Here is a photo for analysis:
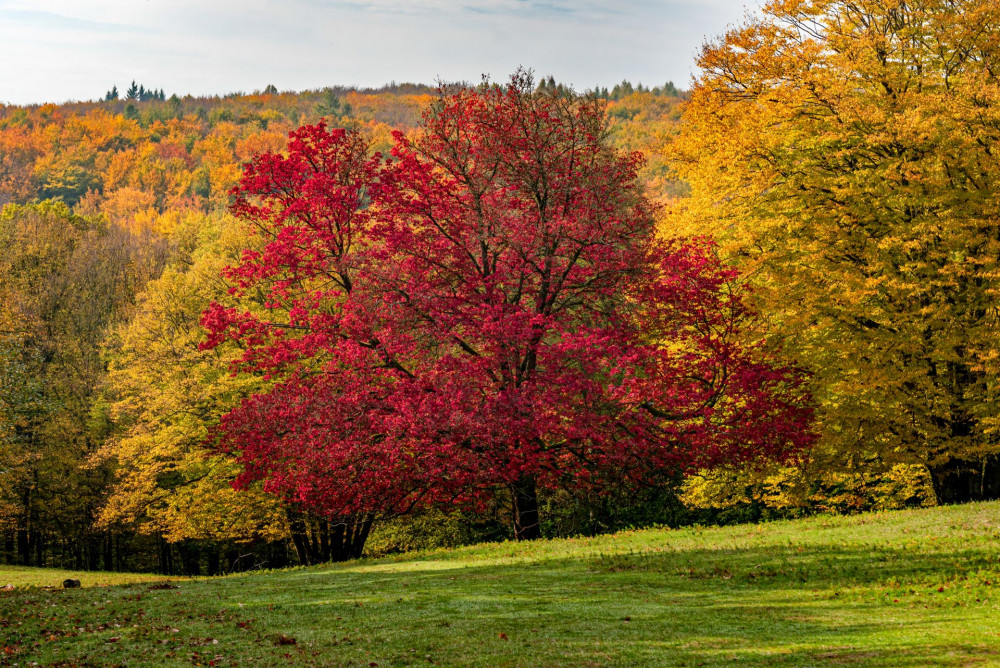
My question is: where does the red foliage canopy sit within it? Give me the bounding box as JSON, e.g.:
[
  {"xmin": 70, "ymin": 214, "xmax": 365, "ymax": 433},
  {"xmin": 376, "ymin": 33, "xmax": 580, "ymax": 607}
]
[{"xmin": 202, "ymin": 75, "xmax": 813, "ymax": 538}]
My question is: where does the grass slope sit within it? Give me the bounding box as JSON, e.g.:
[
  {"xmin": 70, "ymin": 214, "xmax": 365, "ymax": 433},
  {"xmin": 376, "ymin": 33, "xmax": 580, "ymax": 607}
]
[
  {"xmin": 2, "ymin": 502, "xmax": 1000, "ymax": 666},
  {"xmin": 0, "ymin": 567, "xmax": 179, "ymax": 590}
]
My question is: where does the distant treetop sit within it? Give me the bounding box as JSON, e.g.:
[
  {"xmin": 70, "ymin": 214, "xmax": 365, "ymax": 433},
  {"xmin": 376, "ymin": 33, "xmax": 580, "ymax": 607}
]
[{"xmin": 109, "ymin": 81, "xmax": 166, "ymax": 103}]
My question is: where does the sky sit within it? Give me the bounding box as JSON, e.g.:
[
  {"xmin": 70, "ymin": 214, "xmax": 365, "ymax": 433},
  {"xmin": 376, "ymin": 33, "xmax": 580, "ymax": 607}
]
[{"xmin": 0, "ymin": 0, "xmax": 762, "ymax": 106}]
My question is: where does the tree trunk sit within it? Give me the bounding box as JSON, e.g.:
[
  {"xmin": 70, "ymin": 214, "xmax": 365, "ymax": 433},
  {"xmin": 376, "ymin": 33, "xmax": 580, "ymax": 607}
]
[
  {"xmin": 16, "ymin": 528, "xmax": 29, "ymax": 566},
  {"xmin": 330, "ymin": 523, "xmax": 346, "ymax": 560},
  {"xmin": 288, "ymin": 513, "xmax": 313, "ymax": 566},
  {"xmin": 34, "ymin": 530, "xmax": 44, "ymax": 567},
  {"xmin": 319, "ymin": 520, "xmax": 331, "ymax": 562},
  {"xmin": 207, "ymin": 548, "xmax": 220, "ymax": 576},
  {"xmin": 3, "ymin": 531, "xmax": 14, "ymax": 564},
  {"xmin": 348, "ymin": 514, "xmax": 374, "ymax": 559},
  {"xmin": 103, "ymin": 533, "xmax": 113, "ymax": 571},
  {"xmin": 511, "ymin": 475, "xmax": 541, "ymax": 541}
]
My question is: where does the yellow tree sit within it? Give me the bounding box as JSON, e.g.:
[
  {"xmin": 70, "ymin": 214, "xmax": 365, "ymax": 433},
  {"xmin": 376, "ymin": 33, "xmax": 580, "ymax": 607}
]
[
  {"xmin": 670, "ymin": 0, "xmax": 1000, "ymax": 504},
  {"xmin": 98, "ymin": 211, "xmax": 287, "ymax": 545}
]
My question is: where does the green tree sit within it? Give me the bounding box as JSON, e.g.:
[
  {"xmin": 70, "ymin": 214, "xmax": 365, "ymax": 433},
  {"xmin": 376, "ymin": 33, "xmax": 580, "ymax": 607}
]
[{"xmin": 315, "ymin": 89, "xmax": 351, "ymax": 119}]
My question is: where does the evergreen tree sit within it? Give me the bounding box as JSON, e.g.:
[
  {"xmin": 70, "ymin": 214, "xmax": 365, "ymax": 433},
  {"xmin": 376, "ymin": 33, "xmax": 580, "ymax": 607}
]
[{"xmin": 315, "ymin": 89, "xmax": 348, "ymax": 119}]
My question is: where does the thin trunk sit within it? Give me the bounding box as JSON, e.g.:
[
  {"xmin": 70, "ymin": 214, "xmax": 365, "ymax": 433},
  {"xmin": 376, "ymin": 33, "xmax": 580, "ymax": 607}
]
[
  {"xmin": 103, "ymin": 533, "xmax": 113, "ymax": 571},
  {"xmin": 16, "ymin": 528, "xmax": 29, "ymax": 566},
  {"xmin": 319, "ymin": 520, "xmax": 331, "ymax": 562}
]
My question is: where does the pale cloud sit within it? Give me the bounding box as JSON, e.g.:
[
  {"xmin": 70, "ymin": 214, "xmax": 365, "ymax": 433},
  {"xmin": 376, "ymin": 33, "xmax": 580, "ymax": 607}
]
[{"xmin": 0, "ymin": 0, "xmax": 762, "ymax": 105}]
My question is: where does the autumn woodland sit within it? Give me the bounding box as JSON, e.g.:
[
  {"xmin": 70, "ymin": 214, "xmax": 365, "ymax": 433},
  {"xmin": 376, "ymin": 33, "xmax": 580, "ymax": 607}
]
[{"xmin": 1, "ymin": 0, "xmax": 999, "ymax": 585}]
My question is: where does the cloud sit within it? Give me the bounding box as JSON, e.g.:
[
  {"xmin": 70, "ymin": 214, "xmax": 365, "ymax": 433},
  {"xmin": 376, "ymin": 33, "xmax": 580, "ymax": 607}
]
[
  {"xmin": 0, "ymin": 0, "xmax": 763, "ymax": 105},
  {"xmin": 0, "ymin": 8, "xmax": 145, "ymax": 33}
]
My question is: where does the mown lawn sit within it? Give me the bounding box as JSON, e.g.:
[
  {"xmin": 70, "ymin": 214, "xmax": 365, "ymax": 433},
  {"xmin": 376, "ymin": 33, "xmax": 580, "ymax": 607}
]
[
  {"xmin": 0, "ymin": 566, "xmax": 179, "ymax": 590},
  {"xmin": 2, "ymin": 502, "xmax": 999, "ymax": 666}
]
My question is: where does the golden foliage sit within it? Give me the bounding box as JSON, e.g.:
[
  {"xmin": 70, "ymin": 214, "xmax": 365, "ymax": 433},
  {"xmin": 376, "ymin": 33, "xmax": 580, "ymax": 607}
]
[
  {"xmin": 97, "ymin": 212, "xmax": 287, "ymax": 542},
  {"xmin": 669, "ymin": 0, "xmax": 1000, "ymax": 504}
]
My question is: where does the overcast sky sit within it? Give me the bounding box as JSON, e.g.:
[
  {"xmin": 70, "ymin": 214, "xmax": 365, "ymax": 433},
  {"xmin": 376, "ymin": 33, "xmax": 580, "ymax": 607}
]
[{"xmin": 0, "ymin": 0, "xmax": 761, "ymax": 106}]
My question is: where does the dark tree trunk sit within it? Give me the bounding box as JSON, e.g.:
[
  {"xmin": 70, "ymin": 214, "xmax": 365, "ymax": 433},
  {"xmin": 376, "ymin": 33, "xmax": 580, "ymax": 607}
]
[
  {"xmin": 288, "ymin": 510, "xmax": 374, "ymax": 564},
  {"xmin": 288, "ymin": 512, "xmax": 313, "ymax": 566},
  {"xmin": 348, "ymin": 514, "xmax": 374, "ymax": 559},
  {"xmin": 207, "ymin": 549, "xmax": 220, "ymax": 576},
  {"xmin": 330, "ymin": 523, "xmax": 346, "ymax": 560},
  {"xmin": 103, "ymin": 533, "xmax": 113, "ymax": 571},
  {"xmin": 87, "ymin": 539, "xmax": 99, "ymax": 571},
  {"xmin": 16, "ymin": 528, "xmax": 29, "ymax": 566},
  {"xmin": 34, "ymin": 531, "xmax": 43, "ymax": 567},
  {"xmin": 511, "ymin": 475, "xmax": 541, "ymax": 541},
  {"xmin": 158, "ymin": 538, "xmax": 170, "ymax": 574},
  {"xmin": 326, "ymin": 514, "xmax": 374, "ymax": 561},
  {"xmin": 319, "ymin": 520, "xmax": 331, "ymax": 562}
]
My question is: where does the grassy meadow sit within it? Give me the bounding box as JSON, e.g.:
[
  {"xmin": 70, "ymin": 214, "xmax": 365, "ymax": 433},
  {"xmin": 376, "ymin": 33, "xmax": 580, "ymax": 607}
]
[{"xmin": 2, "ymin": 502, "xmax": 999, "ymax": 666}]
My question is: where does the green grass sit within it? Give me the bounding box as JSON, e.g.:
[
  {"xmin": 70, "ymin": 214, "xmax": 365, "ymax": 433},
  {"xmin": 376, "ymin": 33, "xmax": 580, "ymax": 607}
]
[
  {"xmin": 0, "ymin": 566, "xmax": 180, "ymax": 590},
  {"xmin": 2, "ymin": 502, "xmax": 1000, "ymax": 666}
]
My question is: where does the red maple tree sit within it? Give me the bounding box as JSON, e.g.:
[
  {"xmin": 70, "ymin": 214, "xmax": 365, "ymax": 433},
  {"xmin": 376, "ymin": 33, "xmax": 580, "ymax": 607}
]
[{"xmin": 202, "ymin": 73, "xmax": 813, "ymax": 547}]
